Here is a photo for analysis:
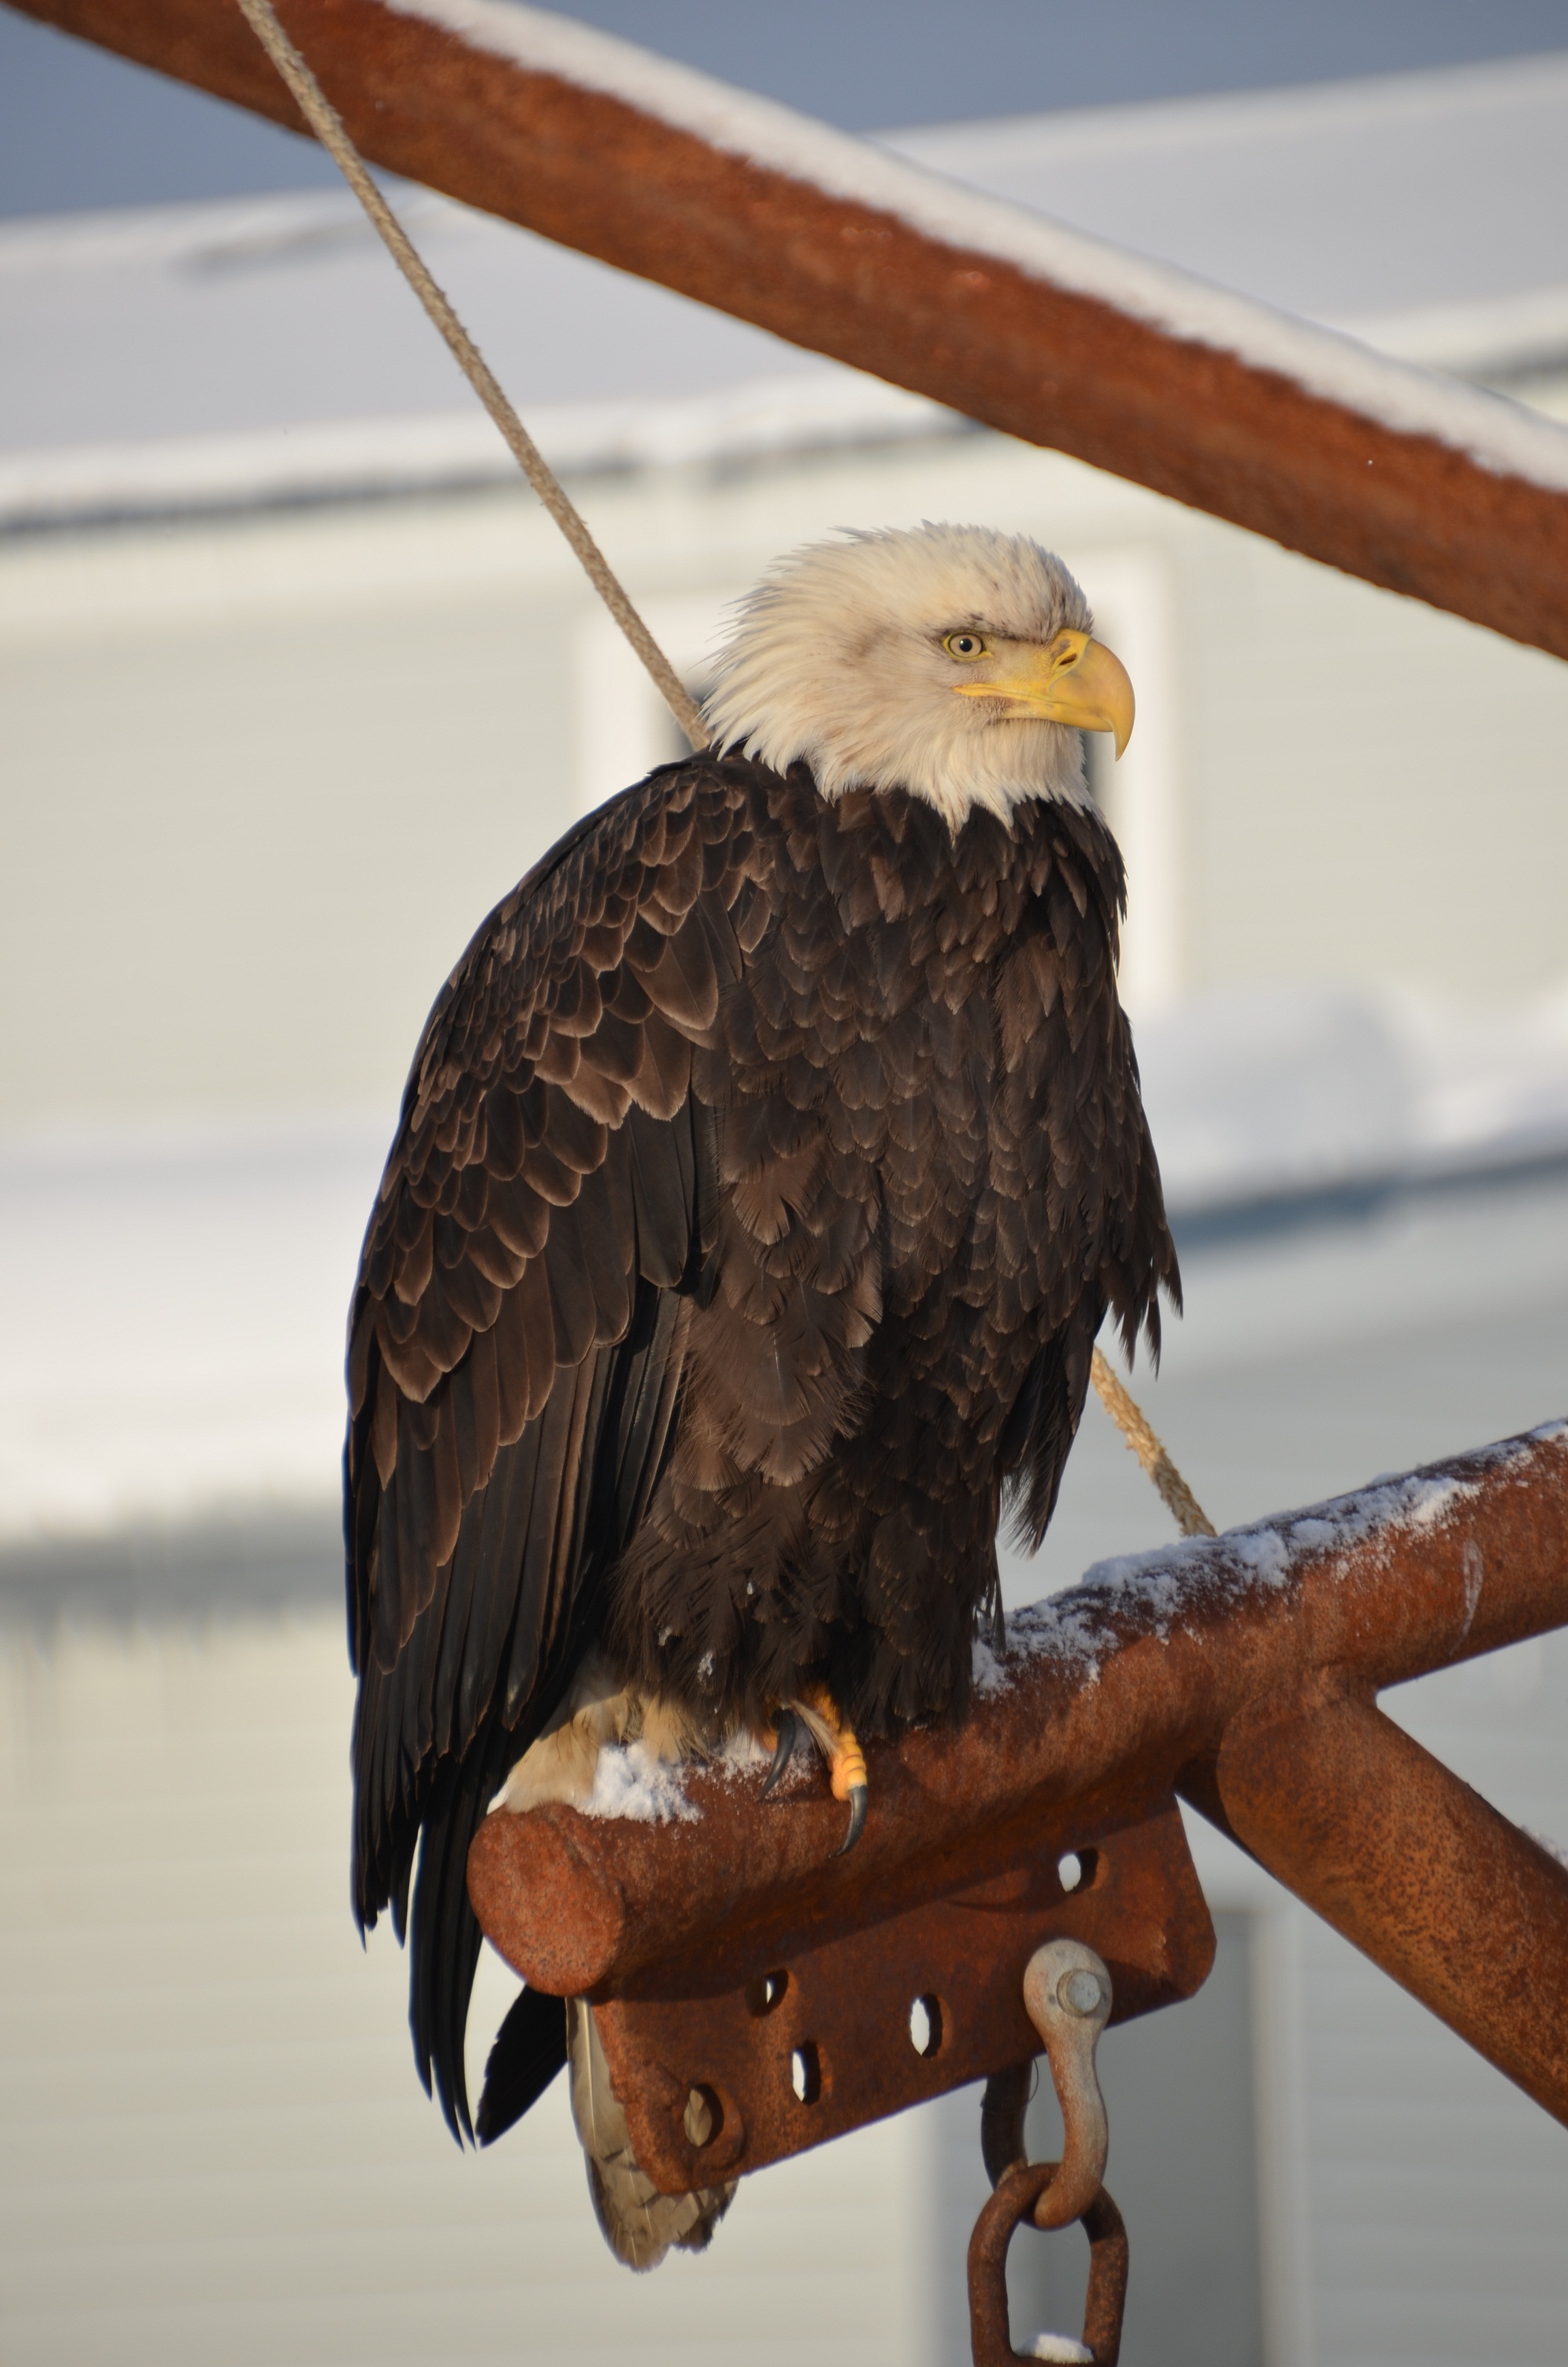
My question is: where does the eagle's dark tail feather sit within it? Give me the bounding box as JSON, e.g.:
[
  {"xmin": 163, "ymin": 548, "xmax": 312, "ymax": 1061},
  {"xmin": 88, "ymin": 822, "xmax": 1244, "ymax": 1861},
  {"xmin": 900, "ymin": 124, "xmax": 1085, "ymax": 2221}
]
[
  {"xmin": 477, "ymin": 1984, "xmax": 569, "ymax": 2144},
  {"xmin": 409, "ymin": 1719, "xmax": 518, "ymax": 2143}
]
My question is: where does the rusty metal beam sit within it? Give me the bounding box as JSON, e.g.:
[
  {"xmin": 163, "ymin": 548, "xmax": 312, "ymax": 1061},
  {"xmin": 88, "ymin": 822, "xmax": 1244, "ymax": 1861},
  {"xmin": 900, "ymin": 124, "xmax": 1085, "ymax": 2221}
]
[
  {"xmin": 14, "ymin": 0, "xmax": 1568, "ymax": 663},
  {"xmin": 470, "ymin": 1423, "xmax": 1568, "ymax": 2165},
  {"xmin": 1216, "ymin": 1685, "xmax": 1568, "ymax": 2127}
]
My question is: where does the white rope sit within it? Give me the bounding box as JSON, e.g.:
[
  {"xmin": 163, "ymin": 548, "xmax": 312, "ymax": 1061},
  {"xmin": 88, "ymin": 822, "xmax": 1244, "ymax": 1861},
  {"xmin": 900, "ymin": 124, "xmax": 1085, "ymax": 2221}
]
[
  {"xmin": 1090, "ymin": 1348, "xmax": 1214, "ymax": 1538},
  {"xmin": 238, "ymin": 0, "xmax": 1212, "ymax": 1545},
  {"xmin": 234, "ymin": 0, "xmax": 707, "ymax": 753}
]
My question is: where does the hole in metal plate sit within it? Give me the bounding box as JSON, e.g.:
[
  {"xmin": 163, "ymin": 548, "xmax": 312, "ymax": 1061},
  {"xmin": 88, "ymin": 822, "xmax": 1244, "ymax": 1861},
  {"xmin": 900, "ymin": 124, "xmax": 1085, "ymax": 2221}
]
[
  {"xmin": 683, "ymin": 2084, "xmax": 723, "ymax": 2147},
  {"xmin": 1058, "ymin": 1848, "xmax": 1099, "ymax": 1893},
  {"xmin": 909, "ymin": 1994, "xmax": 944, "ymax": 2057},
  {"xmin": 746, "ymin": 1969, "xmax": 789, "ymax": 2017}
]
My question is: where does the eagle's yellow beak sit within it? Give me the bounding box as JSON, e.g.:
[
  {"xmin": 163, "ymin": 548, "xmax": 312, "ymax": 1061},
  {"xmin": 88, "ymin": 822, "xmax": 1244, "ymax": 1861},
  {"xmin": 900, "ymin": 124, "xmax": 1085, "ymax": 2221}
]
[{"xmin": 953, "ymin": 630, "xmax": 1134, "ymax": 757}]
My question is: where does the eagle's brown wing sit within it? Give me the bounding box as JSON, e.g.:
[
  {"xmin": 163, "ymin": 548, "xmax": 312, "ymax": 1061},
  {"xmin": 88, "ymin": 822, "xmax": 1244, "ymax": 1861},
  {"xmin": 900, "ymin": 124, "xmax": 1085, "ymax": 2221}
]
[{"xmin": 345, "ymin": 757, "xmax": 753, "ymax": 2137}]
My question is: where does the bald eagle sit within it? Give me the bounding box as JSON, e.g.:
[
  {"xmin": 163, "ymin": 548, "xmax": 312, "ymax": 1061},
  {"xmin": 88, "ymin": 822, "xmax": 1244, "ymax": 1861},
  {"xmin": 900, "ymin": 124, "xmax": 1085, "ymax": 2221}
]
[{"xmin": 346, "ymin": 522, "xmax": 1178, "ymax": 2259}]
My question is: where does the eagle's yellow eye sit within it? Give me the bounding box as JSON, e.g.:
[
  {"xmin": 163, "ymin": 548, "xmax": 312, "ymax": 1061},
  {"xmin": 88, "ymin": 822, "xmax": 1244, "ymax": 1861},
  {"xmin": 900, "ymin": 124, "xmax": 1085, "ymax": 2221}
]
[{"xmin": 942, "ymin": 631, "xmax": 988, "ymax": 660}]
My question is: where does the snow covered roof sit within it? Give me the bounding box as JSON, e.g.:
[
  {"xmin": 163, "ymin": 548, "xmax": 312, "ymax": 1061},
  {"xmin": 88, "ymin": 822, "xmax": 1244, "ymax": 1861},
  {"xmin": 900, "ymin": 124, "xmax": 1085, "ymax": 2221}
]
[
  {"xmin": 895, "ymin": 52, "xmax": 1568, "ymax": 334},
  {"xmin": 2, "ymin": 50, "xmax": 1567, "ymax": 529}
]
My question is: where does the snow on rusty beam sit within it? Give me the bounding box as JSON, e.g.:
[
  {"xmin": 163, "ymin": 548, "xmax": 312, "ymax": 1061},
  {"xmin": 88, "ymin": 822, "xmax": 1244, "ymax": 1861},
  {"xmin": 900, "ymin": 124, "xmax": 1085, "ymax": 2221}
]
[
  {"xmin": 470, "ymin": 1424, "xmax": 1568, "ymax": 2145},
  {"xmin": 16, "ymin": 0, "xmax": 1568, "ymax": 662}
]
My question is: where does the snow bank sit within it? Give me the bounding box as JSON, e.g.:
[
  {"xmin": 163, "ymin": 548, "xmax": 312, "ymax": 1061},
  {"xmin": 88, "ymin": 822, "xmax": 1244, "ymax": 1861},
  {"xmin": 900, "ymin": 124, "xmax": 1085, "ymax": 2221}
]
[{"xmin": 1139, "ymin": 979, "xmax": 1568, "ymax": 1223}]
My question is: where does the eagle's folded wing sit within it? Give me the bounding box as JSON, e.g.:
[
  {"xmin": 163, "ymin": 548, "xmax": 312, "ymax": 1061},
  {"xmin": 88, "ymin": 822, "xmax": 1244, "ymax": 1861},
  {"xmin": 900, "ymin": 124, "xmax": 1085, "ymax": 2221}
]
[{"xmin": 345, "ymin": 761, "xmax": 753, "ymax": 2136}]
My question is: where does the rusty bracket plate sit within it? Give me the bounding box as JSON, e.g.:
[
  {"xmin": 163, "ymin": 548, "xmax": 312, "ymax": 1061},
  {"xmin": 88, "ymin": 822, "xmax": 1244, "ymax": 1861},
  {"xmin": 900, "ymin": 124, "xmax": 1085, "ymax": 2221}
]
[{"xmin": 591, "ymin": 1796, "xmax": 1214, "ymax": 2195}]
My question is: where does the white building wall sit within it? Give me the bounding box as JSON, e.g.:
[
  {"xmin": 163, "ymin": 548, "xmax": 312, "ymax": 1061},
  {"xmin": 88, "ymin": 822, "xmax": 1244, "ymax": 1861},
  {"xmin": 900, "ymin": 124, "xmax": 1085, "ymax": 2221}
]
[
  {"xmin": 0, "ymin": 1605, "xmax": 928, "ymax": 2367},
  {"xmin": 7, "ymin": 412, "xmax": 1568, "ymax": 1135},
  {"xmin": 1174, "ymin": 525, "xmax": 1568, "ymax": 1003}
]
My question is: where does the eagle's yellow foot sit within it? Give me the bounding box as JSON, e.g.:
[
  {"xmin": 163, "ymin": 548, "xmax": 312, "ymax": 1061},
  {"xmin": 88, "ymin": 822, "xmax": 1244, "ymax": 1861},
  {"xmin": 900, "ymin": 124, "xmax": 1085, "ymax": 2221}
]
[{"xmin": 757, "ymin": 1689, "xmax": 869, "ymax": 1854}]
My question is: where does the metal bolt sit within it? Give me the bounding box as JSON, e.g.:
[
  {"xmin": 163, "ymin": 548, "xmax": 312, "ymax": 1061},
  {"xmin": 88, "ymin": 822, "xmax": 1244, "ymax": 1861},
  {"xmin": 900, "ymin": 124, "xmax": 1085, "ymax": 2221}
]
[{"xmin": 1058, "ymin": 1968, "xmax": 1104, "ymax": 2018}]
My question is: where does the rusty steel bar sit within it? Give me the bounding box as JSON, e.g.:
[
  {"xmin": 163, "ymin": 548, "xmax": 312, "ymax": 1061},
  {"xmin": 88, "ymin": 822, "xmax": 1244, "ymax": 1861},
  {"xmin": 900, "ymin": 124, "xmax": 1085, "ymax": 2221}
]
[
  {"xmin": 469, "ymin": 1422, "xmax": 1568, "ymax": 2128},
  {"xmin": 1216, "ymin": 1684, "xmax": 1568, "ymax": 2127},
  {"xmin": 15, "ymin": 0, "xmax": 1568, "ymax": 661}
]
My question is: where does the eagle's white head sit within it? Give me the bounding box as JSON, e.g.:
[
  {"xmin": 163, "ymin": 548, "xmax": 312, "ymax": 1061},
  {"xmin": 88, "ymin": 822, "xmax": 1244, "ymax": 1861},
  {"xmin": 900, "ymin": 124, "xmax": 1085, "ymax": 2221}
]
[{"xmin": 702, "ymin": 522, "xmax": 1134, "ymax": 830}]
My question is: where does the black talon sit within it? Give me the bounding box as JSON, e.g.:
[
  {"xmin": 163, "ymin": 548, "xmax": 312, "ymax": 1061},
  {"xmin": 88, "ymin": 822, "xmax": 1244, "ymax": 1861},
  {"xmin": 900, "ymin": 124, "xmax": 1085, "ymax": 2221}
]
[
  {"xmin": 760, "ymin": 1708, "xmax": 800, "ymax": 1798},
  {"xmin": 834, "ymin": 1783, "xmax": 869, "ymax": 1857}
]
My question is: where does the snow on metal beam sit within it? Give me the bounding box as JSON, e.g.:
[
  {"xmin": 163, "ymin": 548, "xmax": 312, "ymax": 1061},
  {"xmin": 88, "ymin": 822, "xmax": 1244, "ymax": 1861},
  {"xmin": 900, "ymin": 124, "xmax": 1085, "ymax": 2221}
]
[{"xmin": 16, "ymin": 0, "xmax": 1568, "ymax": 659}]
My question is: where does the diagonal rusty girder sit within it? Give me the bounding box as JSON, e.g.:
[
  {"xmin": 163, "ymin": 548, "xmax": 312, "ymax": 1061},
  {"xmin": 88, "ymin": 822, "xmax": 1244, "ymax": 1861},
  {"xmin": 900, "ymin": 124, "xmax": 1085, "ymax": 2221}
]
[
  {"xmin": 469, "ymin": 1423, "xmax": 1568, "ymax": 2191},
  {"xmin": 14, "ymin": 0, "xmax": 1568, "ymax": 662}
]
